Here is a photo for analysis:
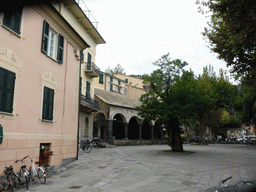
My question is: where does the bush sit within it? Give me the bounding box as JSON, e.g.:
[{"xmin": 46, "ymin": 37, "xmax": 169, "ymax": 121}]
[{"xmin": 181, "ymin": 135, "xmax": 188, "ymax": 142}]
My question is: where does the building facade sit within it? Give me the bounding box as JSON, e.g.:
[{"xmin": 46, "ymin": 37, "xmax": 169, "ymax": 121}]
[
  {"xmin": 53, "ymin": 0, "xmax": 105, "ymax": 140},
  {"xmin": 0, "ymin": 1, "xmax": 89, "ymax": 174}
]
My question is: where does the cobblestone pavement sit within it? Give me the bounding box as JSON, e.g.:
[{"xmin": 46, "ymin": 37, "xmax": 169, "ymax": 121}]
[{"xmin": 15, "ymin": 144, "xmax": 256, "ymax": 192}]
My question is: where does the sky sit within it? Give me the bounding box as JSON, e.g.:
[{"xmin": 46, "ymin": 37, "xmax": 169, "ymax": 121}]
[{"xmin": 80, "ymin": 0, "xmax": 236, "ymax": 82}]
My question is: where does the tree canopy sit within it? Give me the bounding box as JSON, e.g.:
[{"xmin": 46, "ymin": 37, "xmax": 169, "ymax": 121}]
[
  {"xmin": 105, "ymin": 64, "xmax": 126, "ymax": 75},
  {"xmin": 197, "ymin": 0, "xmax": 256, "ymax": 81}
]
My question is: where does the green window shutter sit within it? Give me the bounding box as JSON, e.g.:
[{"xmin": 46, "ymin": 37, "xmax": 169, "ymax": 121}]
[
  {"xmin": 86, "ymin": 81, "xmax": 91, "ymax": 98},
  {"xmin": 0, "ymin": 69, "xmax": 5, "ymax": 111},
  {"xmin": 41, "ymin": 20, "xmax": 49, "ymax": 54},
  {"xmin": 118, "ymin": 80, "xmax": 121, "ymax": 85},
  {"xmin": 99, "ymin": 74, "xmax": 104, "ymax": 84},
  {"xmin": 0, "ymin": 67, "xmax": 15, "ymax": 113},
  {"xmin": 110, "ymin": 84, "xmax": 113, "ymax": 91},
  {"xmin": 125, "ymin": 79, "xmax": 128, "ymax": 83},
  {"xmin": 57, "ymin": 34, "xmax": 64, "ymax": 64},
  {"xmin": 3, "ymin": 7, "xmax": 22, "ymax": 34},
  {"xmin": 87, "ymin": 53, "xmax": 91, "ymax": 70},
  {"xmin": 42, "ymin": 87, "xmax": 54, "ymax": 121},
  {"xmin": 110, "ymin": 77, "xmax": 113, "ymax": 82}
]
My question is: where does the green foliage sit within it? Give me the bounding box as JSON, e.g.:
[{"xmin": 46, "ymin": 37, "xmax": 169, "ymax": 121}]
[
  {"xmin": 105, "ymin": 64, "xmax": 126, "ymax": 75},
  {"xmin": 181, "ymin": 135, "xmax": 188, "ymax": 142},
  {"xmin": 197, "ymin": 0, "xmax": 256, "ymax": 79}
]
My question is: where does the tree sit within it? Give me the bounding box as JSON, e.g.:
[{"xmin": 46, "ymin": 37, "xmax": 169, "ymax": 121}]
[
  {"xmin": 137, "ymin": 53, "xmax": 209, "ymax": 151},
  {"xmin": 105, "ymin": 64, "xmax": 126, "ymax": 75},
  {"xmin": 197, "ymin": 0, "xmax": 256, "ymax": 83},
  {"xmin": 196, "ymin": 66, "xmax": 238, "ymax": 138}
]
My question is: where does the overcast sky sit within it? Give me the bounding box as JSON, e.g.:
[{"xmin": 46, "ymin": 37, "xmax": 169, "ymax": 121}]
[{"xmin": 81, "ymin": 0, "xmax": 236, "ymax": 82}]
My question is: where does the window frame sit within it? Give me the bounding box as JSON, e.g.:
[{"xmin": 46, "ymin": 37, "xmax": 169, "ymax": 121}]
[
  {"xmin": 41, "ymin": 20, "xmax": 64, "ymax": 64},
  {"xmin": 42, "ymin": 86, "xmax": 54, "ymax": 121},
  {"xmin": 86, "ymin": 81, "xmax": 91, "ymax": 98},
  {"xmin": 0, "ymin": 67, "xmax": 16, "ymax": 114},
  {"xmin": 3, "ymin": 7, "xmax": 23, "ymax": 35}
]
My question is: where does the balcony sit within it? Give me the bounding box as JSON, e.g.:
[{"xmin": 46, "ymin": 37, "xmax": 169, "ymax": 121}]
[
  {"xmin": 84, "ymin": 62, "xmax": 100, "ymax": 77},
  {"xmin": 80, "ymin": 94, "xmax": 99, "ymax": 112}
]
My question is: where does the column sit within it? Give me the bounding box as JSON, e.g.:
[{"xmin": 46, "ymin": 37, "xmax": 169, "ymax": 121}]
[{"xmin": 124, "ymin": 122, "xmax": 128, "ymax": 140}]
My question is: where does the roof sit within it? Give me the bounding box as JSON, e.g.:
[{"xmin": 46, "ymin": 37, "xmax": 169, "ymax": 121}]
[
  {"xmin": 95, "ymin": 88, "xmax": 141, "ymax": 109},
  {"xmin": 63, "ymin": 0, "xmax": 106, "ymax": 44}
]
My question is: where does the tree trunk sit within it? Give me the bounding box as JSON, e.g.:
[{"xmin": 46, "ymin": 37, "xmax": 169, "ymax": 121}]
[{"xmin": 167, "ymin": 116, "xmax": 183, "ymax": 152}]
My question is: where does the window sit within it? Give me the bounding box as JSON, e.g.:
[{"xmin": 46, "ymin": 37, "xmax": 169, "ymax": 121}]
[
  {"xmin": 86, "ymin": 81, "xmax": 91, "ymax": 98},
  {"xmin": 87, "ymin": 53, "xmax": 92, "ymax": 70},
  {"xmin": 0, "ymin": 67, "xmax": 16, "ymax": 113},
  {"xmin": 118, "ymin": 80, "xmax": 121, "ymax": 86},
  {"xmin": 41, "ymin": 20, "xmax": 64, "ymax": 63},
  {"xmin": 3, "ymin": 7, "xmax": 22, "ymax": 34},
  {"xmin": 99, "ymin": 74, "xmax": 104, "ymax": 84},
  {"xmin": 125, "ymin": 79, "xmax": 128, "ymax": 83},
  {"xmin": 110, "ymin": 76, "xmax": 113, "ymax": 91},
  {"xmin": 118, "ymin": 87, "xmax": 121, "ymax": 93},
  {"xmin": 42, "ymin": 87, "xmax": 54, "ymax": 121}
]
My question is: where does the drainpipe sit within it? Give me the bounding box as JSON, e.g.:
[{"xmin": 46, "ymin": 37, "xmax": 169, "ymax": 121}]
[{"xmin": 76, "ymin": 48, "xmax": 86, "ymax": 160}]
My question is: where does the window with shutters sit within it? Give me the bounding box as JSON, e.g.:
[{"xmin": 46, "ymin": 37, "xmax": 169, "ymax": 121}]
[
  {"xmin": 3, "ymin": 7, "xmax": 23, "ymax": 35},
  {"xmin": 42, "ymin": 87, "xmax": 54, "ymax": 121},
  {"xmin": 99, "ymin": 74, "xmax": 104, "ymax": 84},
  {"xmin": 86, "ymin": 81, "xmax": 91, "ymax": 98},
  {"xmin": 41, "ymin": 20, "xmax": 64, "ymax": 63},
  {"xmin": 0, "ymin": 67, "xmax": 16, "ymax": 113},
  {"xmin": 87, "ymin": 53, "xmax": 92, "ymax": 70}
]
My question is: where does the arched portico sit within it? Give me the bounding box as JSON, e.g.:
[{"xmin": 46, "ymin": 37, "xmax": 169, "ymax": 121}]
[
  {"xmin": 141, "ymin": 121, "xmax": 153, "ymax": 140},
  {"xmin": 154, "ymin": 120, "xmax": 163, "ymax": 140},
  {"xmin": 128, "ymin": 116, "xmax": 140, "ymax": 139},
  {"xmin": 94, "ymin": 112, "xmax": 106, "ymax": 140},
  {"xmin": 113, "ymin": 114, "xmax": 126, "ymax": 140}
]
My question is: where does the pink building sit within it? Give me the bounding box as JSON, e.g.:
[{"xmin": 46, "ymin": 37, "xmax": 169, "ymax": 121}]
[{"xmin": 0, "ymin": 1, "xmax": 89, "ymax": 174}]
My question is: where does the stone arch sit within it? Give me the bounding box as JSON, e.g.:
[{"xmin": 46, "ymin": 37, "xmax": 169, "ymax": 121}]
[
  {"xmin": 94, "ymin": 112, "xmax": 106, "ymax": 139},
  {"xmin": 141, "ymin": 120, "xmax": 152, "ymax": 140},
  {"xmin": 113, "ymin": 113, "xmax": 126, "ymax": 140},
  {"xmin": 153, "ymin": 120, "xmax": 163, "ymax": 140},
  {"xmin": 128, "ymin": 116, "xmax": 140, "ymax": 139}
]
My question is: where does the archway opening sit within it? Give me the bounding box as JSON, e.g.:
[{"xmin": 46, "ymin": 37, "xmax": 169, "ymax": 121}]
[
  {"xmin": 113, "ymin": 114, "xmax": 125, "ymax": 139},
  {"xmin": 141, "ymin": 121, "xmax": 151, "ymax": 140},
  {"xmin": 94, "ymin": 113, "xmax": 106, "ymax": 140},
  {"xmin": 128, "ymin": 117, "xmax": 139, "ymax": 139},
  {"xmin": 154, "ymin": 120, "xmax": 162, "ymax": 140}
]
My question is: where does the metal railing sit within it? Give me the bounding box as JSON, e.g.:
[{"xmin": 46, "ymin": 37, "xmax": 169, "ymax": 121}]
[
  {"xmin": 80, "ymin": 94, "xmax": 99, "ymax": 110},
  {"xmin": 75, "ymin": 0, "xmax": 99, "ymax": 29},
  {"xmin": 85, "ymin": 62, "xmax": 100, "ymax": 77}
]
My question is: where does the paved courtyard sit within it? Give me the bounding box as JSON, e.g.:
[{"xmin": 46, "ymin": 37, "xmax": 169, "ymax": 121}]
[{"xmin": 16, "ymin": 144, "xmax": 256, "ymax": 192}]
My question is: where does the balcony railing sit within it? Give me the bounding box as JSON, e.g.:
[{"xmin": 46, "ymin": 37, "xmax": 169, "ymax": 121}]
[
  {"xmin": 75, "ymin": 0, "xmax": 99, "ymax": 29},
  {"xmin": 80, "ymin": 94, "xmax": 99, "ymax": 112},
  {"xmin": 85, "ymin": 62, "xmax": 100, "ymax": 77}
]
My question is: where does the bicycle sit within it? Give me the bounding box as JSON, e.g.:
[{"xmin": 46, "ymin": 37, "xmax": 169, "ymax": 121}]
[
  {"xmin": 29, "ymin": 158, "xmax": 46, "ymax": 184},
  {"xmin": 17, "ymin": 156, "xmax": 30, "ymax": 189},
  {"xmin": 3, "ymin": 162, "xmax": 20, "ymax": 192},
  {"xmin": 79, "ymin": 139, "xmax": 92, "ymax": 153},
  {"xmin": 205, "ymin": 176, "xmax": 256, "ymax": 192}
]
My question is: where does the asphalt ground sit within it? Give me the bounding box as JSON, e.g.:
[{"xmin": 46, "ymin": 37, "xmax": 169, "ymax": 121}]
[{"xmin": 14, "ymin": 144, "xmax": 256, "ymax": 192}]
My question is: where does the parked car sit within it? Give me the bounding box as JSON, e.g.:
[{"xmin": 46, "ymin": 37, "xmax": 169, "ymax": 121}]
[
  {"xmin": 236, "ymin": 136, "xmax": 244, "ymax": 144},
  {"xmin": 245, "ymin": 135, "xmax": 256, "ymax": 145}
]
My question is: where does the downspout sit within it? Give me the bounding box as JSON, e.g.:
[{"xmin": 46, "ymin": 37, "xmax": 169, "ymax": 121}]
[{"xmin": 76, "ymin": 48, "xmax": 86, "ymax": 160}]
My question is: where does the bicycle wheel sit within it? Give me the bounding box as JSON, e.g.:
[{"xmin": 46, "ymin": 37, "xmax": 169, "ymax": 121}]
[
  {"xmin": 38, "ymin": 168, "xmax": 46, "ymax": 184},
  {"xmin": 8, "ymin": 174, "xmax": 21, "ymax": 188},
  {"xmin": 29, "ymin": 166, "xmax": 36, "ymax": 182},
  {"xmin": 84, "ymin": 145, "xmax": 92, "ymax": 153},
  {"xmin": 7, "ymin": 174, "xmax": 16, "ymax": 191},
  {"xmin": 25, "ymin": 175, "xmax": 30, "ymax": 189}
]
